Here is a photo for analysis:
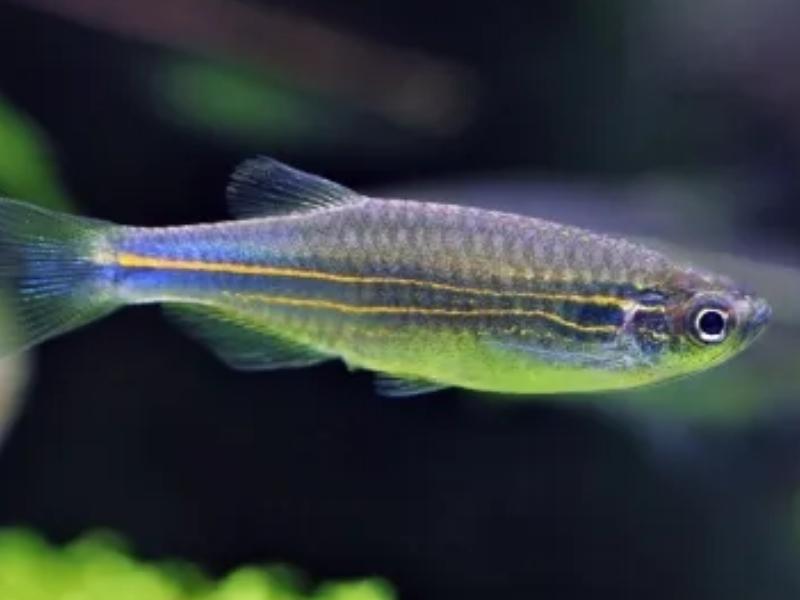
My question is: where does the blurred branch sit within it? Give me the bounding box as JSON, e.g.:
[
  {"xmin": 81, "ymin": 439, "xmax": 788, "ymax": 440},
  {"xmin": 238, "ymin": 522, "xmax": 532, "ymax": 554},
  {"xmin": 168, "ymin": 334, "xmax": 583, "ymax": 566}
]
[{"xmin": 11, "ymin": 0, "xmax": 476, "ymax": 134}]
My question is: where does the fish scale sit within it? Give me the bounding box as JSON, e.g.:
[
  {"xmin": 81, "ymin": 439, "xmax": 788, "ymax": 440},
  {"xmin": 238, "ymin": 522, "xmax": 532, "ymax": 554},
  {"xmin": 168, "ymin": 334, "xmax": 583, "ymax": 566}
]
[
  {"xmin": 109, "ymin": 200, "xmax": 660, "ymax": 376},
  {"xmin": 0, "ymin": 157, "xmax": 770, "ymax": 395}
]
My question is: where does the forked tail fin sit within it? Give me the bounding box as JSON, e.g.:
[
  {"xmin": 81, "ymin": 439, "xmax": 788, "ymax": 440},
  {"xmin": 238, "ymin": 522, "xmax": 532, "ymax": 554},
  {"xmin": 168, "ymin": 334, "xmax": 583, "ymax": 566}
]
[{"xmin": 0, "ymin": 199, "xmax": 122, "ymax": 355}]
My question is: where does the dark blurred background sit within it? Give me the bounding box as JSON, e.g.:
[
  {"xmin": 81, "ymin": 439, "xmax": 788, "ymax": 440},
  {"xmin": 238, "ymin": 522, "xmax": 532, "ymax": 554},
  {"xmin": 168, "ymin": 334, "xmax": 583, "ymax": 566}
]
[{"xmin": 0, "ymin": 1, "xmax": 799, "ymax": 598}]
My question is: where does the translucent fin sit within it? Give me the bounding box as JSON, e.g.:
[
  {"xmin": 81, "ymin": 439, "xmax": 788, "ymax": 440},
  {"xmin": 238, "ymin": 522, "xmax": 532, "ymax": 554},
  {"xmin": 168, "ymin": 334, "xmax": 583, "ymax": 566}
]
[
  {"xmin": 0, "ymin": 199, "xmax": 120, "ymax": 354},
  {"xmin": 226, "ymin": 156, "xmax": 361, "ymax": 219},
  {"xmin": 374, "ymin": 374, "xmax": 448, "ymax": 398},
  {"xmin": 165, "ymin": 303, "xmax": 331, "ymax": 371}
]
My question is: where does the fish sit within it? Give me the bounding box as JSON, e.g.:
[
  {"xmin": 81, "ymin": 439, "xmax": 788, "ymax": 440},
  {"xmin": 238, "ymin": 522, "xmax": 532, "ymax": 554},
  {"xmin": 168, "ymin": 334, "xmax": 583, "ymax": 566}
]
[{"xmin": 0, "ymin": 157, "xmax": 771, "ymax": 396}]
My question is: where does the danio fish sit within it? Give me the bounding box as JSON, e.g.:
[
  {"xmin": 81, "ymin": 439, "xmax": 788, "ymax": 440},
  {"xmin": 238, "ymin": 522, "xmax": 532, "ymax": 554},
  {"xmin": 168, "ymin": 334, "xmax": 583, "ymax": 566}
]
[{"xmin": 0, "ymin": 158, "xmax": 771, "ymax": 396}]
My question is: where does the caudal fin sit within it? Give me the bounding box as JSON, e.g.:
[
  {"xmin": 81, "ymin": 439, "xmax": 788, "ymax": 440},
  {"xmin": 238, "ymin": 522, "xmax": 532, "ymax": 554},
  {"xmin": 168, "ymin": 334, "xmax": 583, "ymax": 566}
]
[{"xmin": 0, "ymin": 199, "xmax": 121, "ymax": 355}]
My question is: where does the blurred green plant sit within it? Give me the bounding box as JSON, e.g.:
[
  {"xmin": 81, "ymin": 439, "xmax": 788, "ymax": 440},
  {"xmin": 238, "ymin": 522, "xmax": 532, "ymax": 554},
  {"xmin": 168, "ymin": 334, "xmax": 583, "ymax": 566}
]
[
  {"xmin": 153, "ymin": 57, "xmax": 350, "ymax": 147},
  {"xmin": 0, "ymin": 529, "xmax": 394, "ymax": 600},
  {"xmin": 0, "ymin": 297, "xmax": 26, "ymax": 447},
  {"xmin": 17, "ymin": 0, "xmax": 473, "ymax": 136},
  {"xmin": 0, "ymin": 96, "xmax": 73, "ymax": 211}
]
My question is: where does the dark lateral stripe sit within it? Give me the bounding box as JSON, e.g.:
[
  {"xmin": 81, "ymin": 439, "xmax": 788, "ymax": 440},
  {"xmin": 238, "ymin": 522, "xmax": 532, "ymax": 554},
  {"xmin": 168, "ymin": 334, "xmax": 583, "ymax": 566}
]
[
  {"xmin": 113, "ymin": 252, "xmax": 665, "ymax": 314},
  {"xmin": 225, "ymin": 292, "xmax": 621, "ymax": 335}
]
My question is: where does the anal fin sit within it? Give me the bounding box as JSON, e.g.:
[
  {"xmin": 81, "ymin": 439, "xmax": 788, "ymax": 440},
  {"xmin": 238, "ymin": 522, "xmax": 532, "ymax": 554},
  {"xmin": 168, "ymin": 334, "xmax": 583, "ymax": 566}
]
[
  {"xmin": 374, "ymin": 374, "xmax": 448, "ymax": 398},
  {"xmin": 165, "ymin": 304, "xmax": 330, "ymax": 371}
]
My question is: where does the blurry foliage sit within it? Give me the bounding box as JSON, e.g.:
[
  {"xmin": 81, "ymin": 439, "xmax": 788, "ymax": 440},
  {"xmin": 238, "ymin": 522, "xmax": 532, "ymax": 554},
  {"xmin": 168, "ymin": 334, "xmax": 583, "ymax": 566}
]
[
  {"xmin": 16, "ymin": 0, "xmax": 474, "ymax": 137},
  {"xmin": 0, "ymin": 529, "xmax": 394, "ymax": 600},
  {"xmin": 0, "ymin": 297, "xmax": 25, "ymax": 447},
  {"xmin": 0, "ymin": 96, "xmax": 72, "ymax": 211},
  {"xmin": 153, "ymin": 57, "xmax": 353, "ymax": 148}
]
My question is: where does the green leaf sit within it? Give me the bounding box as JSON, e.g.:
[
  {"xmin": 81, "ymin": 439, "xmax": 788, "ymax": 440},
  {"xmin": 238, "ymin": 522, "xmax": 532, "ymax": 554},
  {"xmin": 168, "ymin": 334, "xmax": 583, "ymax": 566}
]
[
  {"xmin": 153, "ymin": 56, "xmax": 349, "ymax": 146},
  {"xmin": 0, "ymin": 95, "xmax": 73, "ymax": 211}
]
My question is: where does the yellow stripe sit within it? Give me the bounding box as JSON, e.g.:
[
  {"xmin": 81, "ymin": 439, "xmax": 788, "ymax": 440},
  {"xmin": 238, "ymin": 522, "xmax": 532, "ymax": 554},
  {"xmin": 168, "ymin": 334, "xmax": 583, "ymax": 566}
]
[
  {"xmin": 229, "ymin": 292, "xmax": 619, "ymax": 334},
  {"xmin": 115, "ymin": 252, "xmax": 664, "ymax": 312}
]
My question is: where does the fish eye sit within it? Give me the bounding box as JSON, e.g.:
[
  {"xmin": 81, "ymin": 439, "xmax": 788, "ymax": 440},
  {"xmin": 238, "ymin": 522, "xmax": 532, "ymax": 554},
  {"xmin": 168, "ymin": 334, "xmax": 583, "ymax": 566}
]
[{"xmin": 692, "ymin": 307, "xmax": 729, "ymax": 344}]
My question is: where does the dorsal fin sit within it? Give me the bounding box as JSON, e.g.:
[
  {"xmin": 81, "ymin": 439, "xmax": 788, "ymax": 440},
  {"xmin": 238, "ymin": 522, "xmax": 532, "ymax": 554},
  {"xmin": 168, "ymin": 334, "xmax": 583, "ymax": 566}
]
[{"xmin": 226, "ymin": 156, "xmax": 361, "ymax": 219}]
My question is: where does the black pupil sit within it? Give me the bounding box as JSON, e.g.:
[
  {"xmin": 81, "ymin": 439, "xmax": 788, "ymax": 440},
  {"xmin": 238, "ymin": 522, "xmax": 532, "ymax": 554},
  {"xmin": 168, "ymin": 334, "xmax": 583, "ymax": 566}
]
[{"xmin": 699, "ymin": 311, "xmax": 725, "ymax": 336}]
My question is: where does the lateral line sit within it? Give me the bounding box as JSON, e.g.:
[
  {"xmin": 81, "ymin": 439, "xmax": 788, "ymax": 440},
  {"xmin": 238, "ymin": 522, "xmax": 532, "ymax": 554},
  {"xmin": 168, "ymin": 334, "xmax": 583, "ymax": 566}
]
[
  {"xmin": 115, "ymin": 252, "xmax": 664, "ymax": 313},
  {"xmin": 227, "ymin": 292, "xmax": 620, "ymax": 335}
]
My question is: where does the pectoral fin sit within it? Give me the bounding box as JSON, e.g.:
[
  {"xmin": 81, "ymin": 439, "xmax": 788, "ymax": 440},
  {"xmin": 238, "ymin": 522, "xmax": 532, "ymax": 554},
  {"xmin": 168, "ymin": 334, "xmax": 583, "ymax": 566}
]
[
  {"xmin": 374, "ymin": 374, "xmax": 449, "ymax": 398},
  {"xmin": 165, "ymin": 304, "xmax": 331, "ymax": 371}
]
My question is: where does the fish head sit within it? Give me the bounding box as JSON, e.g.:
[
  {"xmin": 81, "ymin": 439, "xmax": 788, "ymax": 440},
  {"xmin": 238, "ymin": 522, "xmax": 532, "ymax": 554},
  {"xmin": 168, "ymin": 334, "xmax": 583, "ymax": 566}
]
[{"xmin": 641, "ymin": 268, "xmax": 771, "ymax": 379}]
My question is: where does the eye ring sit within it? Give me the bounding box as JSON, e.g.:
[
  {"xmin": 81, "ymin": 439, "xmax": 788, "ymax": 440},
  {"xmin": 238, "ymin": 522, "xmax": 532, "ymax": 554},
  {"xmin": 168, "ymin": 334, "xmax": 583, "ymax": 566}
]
[{"xmin": 692, "ymin": 307, "xmax": 729, "ymax": 344}]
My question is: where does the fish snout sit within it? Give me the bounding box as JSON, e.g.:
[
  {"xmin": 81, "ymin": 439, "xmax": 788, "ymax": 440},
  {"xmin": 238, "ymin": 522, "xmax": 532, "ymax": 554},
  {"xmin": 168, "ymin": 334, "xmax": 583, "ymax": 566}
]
[{"xmin": 742, "ymin": 297, "xmax": 771, "ymax": 340}]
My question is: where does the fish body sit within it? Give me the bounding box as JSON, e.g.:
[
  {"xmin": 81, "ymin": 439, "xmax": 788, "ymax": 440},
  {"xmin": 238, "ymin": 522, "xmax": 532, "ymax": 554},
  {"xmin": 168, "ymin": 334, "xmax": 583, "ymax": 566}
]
[{"xmin": 0, "ymin": 158, "xmax": 771, "ymax": 395}]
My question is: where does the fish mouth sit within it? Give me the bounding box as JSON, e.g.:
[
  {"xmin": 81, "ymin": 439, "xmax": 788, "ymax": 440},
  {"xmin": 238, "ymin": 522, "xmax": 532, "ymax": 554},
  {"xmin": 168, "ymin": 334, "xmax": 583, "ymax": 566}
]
[{"xmin": 743, "ymin": 298, "xmax": 772, "ymax": 340}]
